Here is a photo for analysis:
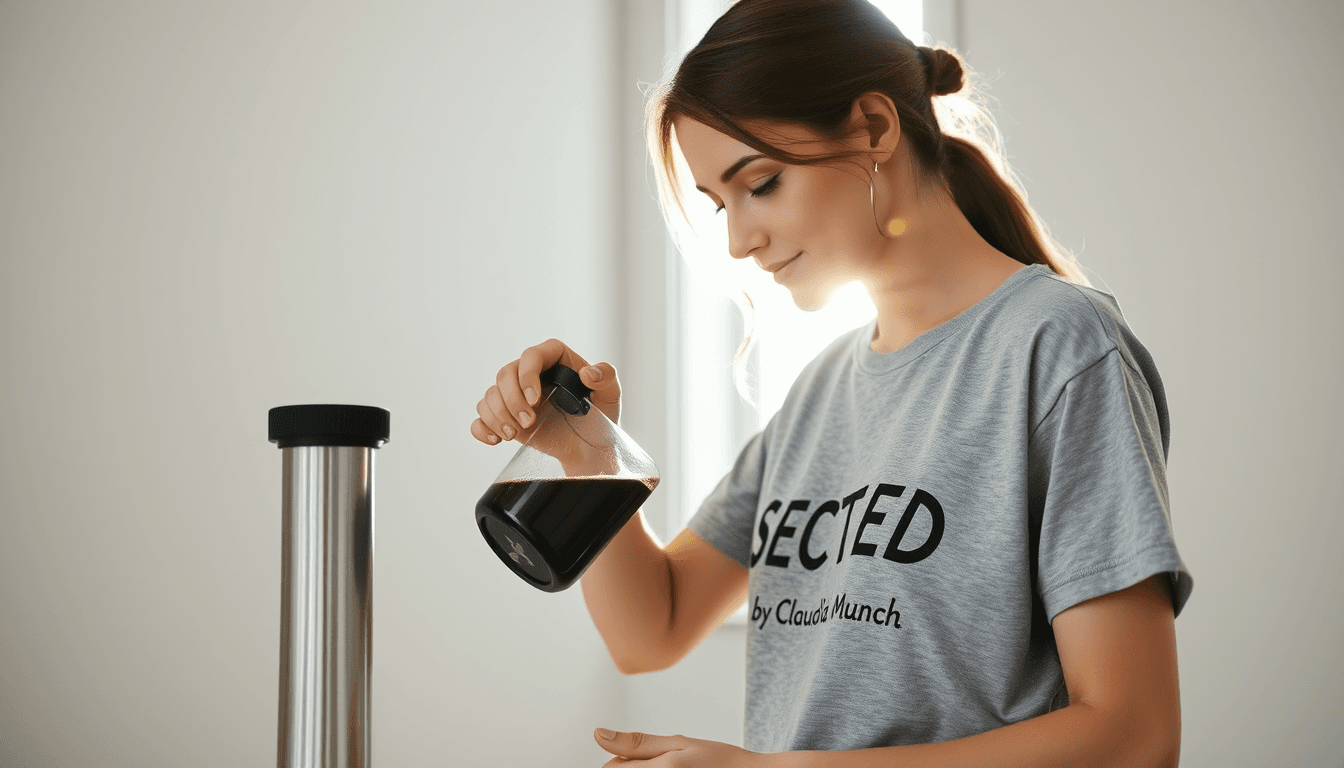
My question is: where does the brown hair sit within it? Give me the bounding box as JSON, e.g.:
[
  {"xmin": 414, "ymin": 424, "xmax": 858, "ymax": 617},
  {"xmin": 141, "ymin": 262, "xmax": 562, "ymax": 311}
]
[{"xmin": 644, "ymin": 0, "xmax": 1091, "ymax": 399}]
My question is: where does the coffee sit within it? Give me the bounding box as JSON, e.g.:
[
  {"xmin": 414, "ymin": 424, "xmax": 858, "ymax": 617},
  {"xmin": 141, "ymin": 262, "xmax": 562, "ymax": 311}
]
[{"xmin": 476, "ymin": 476, "xmax": 657, "ymax": 592}]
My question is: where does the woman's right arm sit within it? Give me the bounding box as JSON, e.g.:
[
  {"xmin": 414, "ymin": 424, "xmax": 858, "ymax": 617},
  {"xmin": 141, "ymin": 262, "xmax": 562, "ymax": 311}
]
[
  {"xmin": 472, "ymin": 339, "xmax": 748, "ymax": 675},
  {"xmin": 581, "ymin": 520, "xmax": 749, "ymax": 675},
  {"xmin": 578, "ymin": 510, "xmax": 675, "ymax": 675}
]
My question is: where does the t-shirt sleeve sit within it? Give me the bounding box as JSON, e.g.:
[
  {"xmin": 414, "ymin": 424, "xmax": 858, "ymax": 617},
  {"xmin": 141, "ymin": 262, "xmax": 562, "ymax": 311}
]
[
  {"xmin": 1028, "ymin": 347, "xmax": 1194, "ymax": 622},
  {"xmin": 684, "ymin": 421, "xmax": 772, "ymax": 570}
]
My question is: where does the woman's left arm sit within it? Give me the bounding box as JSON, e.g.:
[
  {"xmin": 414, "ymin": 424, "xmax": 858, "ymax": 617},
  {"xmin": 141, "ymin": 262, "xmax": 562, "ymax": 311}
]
[{"xmin": 772, "ymin": 573, "xmax": 1182, "ymax": 768}]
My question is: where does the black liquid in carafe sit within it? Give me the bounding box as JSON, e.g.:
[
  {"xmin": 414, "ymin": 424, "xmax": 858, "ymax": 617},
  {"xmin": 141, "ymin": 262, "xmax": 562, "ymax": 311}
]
[{"xmin": 476, "ymin": 475, "xmax": 656, "ymax": 593}]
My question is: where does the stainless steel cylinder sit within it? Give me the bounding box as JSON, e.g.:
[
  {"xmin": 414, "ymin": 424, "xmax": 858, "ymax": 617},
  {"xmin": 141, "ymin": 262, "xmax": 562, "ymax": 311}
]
[{"xmin": 269, "ymin": 405, "xmax": 390, "ymax": 768}]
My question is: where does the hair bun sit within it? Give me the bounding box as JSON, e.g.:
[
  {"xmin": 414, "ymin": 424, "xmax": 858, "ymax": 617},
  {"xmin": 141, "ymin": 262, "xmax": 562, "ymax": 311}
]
[{"xmin": 920, "ymin": 46, "xmax": 965, "ymax": 97}]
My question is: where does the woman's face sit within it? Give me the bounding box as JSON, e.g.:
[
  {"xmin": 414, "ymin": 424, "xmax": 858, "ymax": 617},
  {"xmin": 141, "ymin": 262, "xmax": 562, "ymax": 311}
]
[{"xmin": 673, "ymin": 116, "xmax": 883, "ymax": 310}]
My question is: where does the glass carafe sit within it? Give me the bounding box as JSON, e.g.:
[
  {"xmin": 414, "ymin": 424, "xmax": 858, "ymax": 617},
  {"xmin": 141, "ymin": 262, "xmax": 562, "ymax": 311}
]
[{"xmin": 475, "ymin": 363, "xmax": 659, "ymax": 592}]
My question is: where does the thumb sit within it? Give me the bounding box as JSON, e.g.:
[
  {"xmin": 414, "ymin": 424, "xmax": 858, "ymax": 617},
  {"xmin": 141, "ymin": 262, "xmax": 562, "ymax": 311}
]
[
  {"xmin": 579, "ymin": 362, "xmax": 613, "ymax": 387},
  {"xmin": 594, "ymin": 729, "xmax": 676, "ymax": 758},
  {"xmin": 576, "ymin": 362, "xmax": 621, "ymax": 424}
]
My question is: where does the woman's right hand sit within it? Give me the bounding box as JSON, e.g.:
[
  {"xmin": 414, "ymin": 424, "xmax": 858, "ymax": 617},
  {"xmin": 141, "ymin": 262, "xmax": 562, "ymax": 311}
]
[{"xmin": 470, "ymin": 338, "xmax": 622, "ymax": 446}]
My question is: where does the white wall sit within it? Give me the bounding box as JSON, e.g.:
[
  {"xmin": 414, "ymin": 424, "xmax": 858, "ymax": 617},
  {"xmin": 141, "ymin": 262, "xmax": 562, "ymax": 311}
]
[
  {"xmin": 0, "ymin": 2, "xmax": 628, "ymax": 766},
  {"xmin": 2, "ymin": 1, "xmax": 1341, "ymax": 767}
]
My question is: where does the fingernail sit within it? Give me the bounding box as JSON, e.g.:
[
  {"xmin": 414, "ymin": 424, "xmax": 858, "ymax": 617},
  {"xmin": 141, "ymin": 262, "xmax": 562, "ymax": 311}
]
[
  {"xmin": 519, "ymin": 411, "xmax": 532, "ymax": 427},
  {"xmin": 584, "ymin": 367, "xmax": 602, "ymax": 381},
  {"xmin": 597, "ymin": 728, "xmax": 616, "ymax": 740},
  {"xmin": 525, "ymin": 387, "xmax": 537, "ymax": 405},
  {"xmin": 502, "ymin": 425, "xmax": 514, "ymax": 439},
  {"xmin": 486, "ymin": 434, "xmax": 499, "ymax": 444}
]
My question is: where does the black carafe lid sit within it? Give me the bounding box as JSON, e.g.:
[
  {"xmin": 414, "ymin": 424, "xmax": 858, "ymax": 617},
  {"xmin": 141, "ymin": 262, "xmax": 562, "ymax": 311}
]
[{"xmin": 539, "ymin": 364, "xmax": 593, "ymax": 416}]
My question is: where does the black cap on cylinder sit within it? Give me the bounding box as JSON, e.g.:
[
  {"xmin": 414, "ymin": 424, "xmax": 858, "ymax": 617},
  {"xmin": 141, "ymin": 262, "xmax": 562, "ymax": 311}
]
[{"xmin": 268, "ymin": 404, "xmax": 391, "ymax": 448}]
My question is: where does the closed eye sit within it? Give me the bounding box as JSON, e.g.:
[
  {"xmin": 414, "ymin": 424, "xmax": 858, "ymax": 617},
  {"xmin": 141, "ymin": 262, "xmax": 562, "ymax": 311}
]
[{"xmin": 714, "ymin": 173, "xmax": 782, "ymax": 215}]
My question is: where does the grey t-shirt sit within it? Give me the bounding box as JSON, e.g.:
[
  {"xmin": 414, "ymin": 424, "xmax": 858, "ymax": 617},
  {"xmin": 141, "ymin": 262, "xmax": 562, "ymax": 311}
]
[{"xmin": 686, "ymin": 263, "xmax": 1194, "ymax": 754}]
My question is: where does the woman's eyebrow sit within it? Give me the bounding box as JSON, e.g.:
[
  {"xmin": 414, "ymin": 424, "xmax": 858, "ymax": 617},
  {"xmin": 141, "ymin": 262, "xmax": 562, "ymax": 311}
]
[{"xmin": 696, "ymin": 154, "xmax": 766, "ymax": 193}]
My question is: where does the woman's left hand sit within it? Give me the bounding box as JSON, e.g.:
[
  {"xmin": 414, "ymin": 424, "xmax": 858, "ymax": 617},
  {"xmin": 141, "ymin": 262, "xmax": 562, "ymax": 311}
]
[{"xmin": 594, "ymin": 728, "xmax": 765, "ymax": 767}]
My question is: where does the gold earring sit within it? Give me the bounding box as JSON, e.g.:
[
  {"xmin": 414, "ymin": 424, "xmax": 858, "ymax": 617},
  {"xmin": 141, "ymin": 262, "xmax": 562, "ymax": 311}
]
[{"xmin": 870, "ymin": 162, "xmax": 907, "ymax": 237}]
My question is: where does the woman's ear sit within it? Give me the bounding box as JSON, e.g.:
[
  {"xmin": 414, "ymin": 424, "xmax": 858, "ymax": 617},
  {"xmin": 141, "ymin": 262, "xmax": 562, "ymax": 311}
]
[{"xmin": 849, "ymin": 92, "xmax": 901, "ymax": 162}]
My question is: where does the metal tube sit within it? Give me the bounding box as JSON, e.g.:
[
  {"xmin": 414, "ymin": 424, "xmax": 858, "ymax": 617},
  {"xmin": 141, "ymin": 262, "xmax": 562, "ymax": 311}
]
[
  {"xmin": 278, "ymin": 446, "xmax": 374, "ymax": 768},
  {"xmin": 269, "ymin": 404, "xmax": 389, "ymax": 768}
]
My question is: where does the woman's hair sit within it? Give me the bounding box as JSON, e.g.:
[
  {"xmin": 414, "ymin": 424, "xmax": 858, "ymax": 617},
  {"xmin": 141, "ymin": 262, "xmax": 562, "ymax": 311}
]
[{"xmin": 644, "ymin": 0, "xmax": 1092, "ymax": 399}]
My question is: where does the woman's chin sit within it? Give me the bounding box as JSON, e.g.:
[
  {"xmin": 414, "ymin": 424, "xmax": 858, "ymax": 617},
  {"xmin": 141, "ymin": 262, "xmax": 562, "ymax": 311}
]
[{"xmin": 786, "ymin": 277, "xmax": 842, "ymax": 312}]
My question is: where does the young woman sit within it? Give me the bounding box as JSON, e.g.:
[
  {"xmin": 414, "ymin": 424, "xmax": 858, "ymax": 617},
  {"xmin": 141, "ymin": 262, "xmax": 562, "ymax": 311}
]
[{"xmin": 470, "ymin": 1, "xmax": 1193, "ymax": 766}]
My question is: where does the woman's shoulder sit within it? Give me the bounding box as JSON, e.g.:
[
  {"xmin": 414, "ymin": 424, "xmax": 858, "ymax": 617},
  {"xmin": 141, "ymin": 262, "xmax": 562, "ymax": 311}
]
[
  {"xmin": 1000, "ymin": 266, "xmax": 1167, "ymax": 417},
  {"xmin": 1001, "ymin": 265, "xmax": 1144, "ymax": 370},
  {"xmin": 1012, "ymin": 264, "xmax": 1122, "ymax": 326}
]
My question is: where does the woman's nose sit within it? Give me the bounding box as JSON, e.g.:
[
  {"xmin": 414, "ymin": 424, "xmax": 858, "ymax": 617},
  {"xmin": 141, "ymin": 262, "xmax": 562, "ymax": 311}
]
[{"xmin": 726, "ymin": 213, "xmax": 767, "ymax": 261}]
